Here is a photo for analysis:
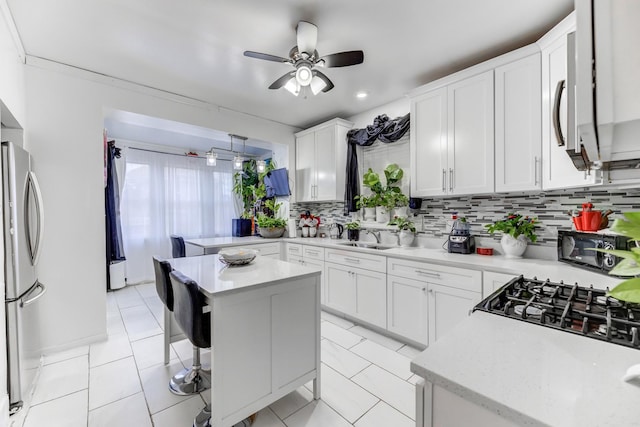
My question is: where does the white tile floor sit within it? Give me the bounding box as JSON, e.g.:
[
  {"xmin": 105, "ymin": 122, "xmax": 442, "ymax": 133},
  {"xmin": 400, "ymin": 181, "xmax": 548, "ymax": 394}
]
[{"xmin": 16, "ymin": 283, "xmax": 420, "ymax": 427}]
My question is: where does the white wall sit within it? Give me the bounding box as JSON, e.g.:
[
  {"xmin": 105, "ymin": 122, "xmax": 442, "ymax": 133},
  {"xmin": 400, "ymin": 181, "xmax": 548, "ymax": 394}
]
[
  {"xmin": 347, "ymin": 97, "xmax": 409, "ymax": 129},
  {"xmin": 21, "ymin": 57, "xmax": 297, "ymax": 354}
]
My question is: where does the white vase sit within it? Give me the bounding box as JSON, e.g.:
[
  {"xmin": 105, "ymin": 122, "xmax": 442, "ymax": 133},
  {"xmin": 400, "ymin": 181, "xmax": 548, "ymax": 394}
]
[
  {"xmin": 301, "ymin": 227, "xmax": 309, "ymax": 237},
  {"xmin": 309, "ymin": 226, "xmax": 317, "ymax": 237},
  {"xmin": 376, "ymin": 206, "xmax": 390, "ymax": 223},
  {"xmin": 393, "ymin": 206, "xmax": 408, "ymax": 218},
  {"xmin": 501, "ymin": 234, "xmax": 528, "ymax": 258},
  {"xmin": 399, "ymin": 229, "xmax": 415, "ymax": 247},
  {"xmin": 364, "ymin": 207, "xmax": 376, "ymax": 222}
]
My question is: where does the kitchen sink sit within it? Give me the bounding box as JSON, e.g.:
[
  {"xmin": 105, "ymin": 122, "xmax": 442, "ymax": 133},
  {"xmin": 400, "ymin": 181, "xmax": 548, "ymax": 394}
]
[{"xmin": 336, "ymin": 242, "xmax": 394, "ymax": 250}]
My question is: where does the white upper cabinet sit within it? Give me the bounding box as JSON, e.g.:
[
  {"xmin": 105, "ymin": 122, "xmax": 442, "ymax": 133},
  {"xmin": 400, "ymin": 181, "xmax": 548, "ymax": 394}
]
[
  {"xmin": 410, "ymin": 88, "xmax": 448, "ymax": 196},
  {"xmin": 494, "ymin": 52, "xmax": 542, "ymax": 192},
  {"xmin": 295, "ymin": 118, "xmax": 353, "ymax": 202},
  {"xmin": 447, "ymin": 70, "xmax": 494, "ymax": 195},
  {"xmin": 538, "ymin": 13, "xmax": 600, "ymax": 190},
  {"xmin": 410, "ymin": 70, "xmax": 494, "ymax": 197}
]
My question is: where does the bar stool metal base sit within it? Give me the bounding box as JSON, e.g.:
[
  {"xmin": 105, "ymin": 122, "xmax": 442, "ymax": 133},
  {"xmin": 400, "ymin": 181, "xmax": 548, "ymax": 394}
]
[
  {"xmin": 169, "ymin": 345, "xmax": 211, "ymax": 395},
  {"xmin": 193, "ymin": 404, "xmax": 211, "ymax": 427},
  {"xmin": 169, "ymin": 367, "xmax": 211, "ymax": 395}
]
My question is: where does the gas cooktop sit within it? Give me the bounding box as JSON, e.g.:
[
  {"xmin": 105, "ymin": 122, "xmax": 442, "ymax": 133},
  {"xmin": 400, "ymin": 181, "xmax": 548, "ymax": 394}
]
[{"xmin": 474, "ymin": 276, "xmax": 640, "ymax": 350}]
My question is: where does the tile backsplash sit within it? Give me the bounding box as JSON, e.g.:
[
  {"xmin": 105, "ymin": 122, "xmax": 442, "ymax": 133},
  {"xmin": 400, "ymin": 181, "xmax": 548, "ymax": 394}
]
[{"xmin": 291, "ymin": 188, "xmax": 640, "ymax": 248}]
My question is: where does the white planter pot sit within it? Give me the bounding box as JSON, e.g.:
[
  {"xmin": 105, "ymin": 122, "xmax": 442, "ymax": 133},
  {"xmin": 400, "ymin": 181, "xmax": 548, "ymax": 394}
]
[
  {"xmin": 399, "ymin": 229, "xmax": 415, "ymax": 247},
  {"xmin": 376, "ymin": 206, "xmax": 390, "ymax": 223},
  {"xmin": 500, "ymin": 234, "xmax": 528, "ymax": 258},
  {"xmin": 393, "ymin": 206, "xmax": 408, "ymax": 218},
  {"xmin": 301, "ymin": 227, "xmax": 309, "ymax": 237},
  {"xmin": 364, "ymin": 207, "xmax": 376, "ymax": 222}
]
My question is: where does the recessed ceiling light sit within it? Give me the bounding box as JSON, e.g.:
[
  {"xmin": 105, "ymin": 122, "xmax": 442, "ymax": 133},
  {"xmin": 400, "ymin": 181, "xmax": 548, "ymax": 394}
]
[{"xmin": 355, "ymin": 91, "xmax": 368, "ymax": 99}]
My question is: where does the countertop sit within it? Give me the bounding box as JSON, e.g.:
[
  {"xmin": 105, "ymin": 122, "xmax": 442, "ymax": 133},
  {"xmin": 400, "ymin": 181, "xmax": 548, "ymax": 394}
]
[
  {"xmin": 167, "ymin": 254, "xmax": 321, "ymax": 297},
  {"xmin": 183, "ymin": 235, "xmax": 622, "ymax": 290},
  {"xmin": 410, "ymin": 311, "xmax": 640, "ymax": 427}
]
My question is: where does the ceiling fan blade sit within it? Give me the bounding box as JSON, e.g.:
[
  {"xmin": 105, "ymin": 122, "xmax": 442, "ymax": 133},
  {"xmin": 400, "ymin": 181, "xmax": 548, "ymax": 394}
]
[
  {"xmin": 244, "ymin": 51, "xmax": 291, "ymax": 63},
  {"xmin": 313, "ymin": 70, "xmax": 334, "ymax": 93},
  {"xmin": 268, "ymin": 72, "xmax": 296, "ymax": 89},
  {"xmin": 296, "ymin": 21, "xmax": 318, "ymax": 55},
  {"xmin": 319, "ymin": 50, "xmax": 364, "ymax": 68}
]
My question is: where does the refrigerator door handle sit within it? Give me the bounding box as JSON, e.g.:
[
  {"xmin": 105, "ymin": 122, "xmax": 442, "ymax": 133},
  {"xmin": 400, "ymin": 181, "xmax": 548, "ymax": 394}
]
[
  {"xmin": 20, "ymin": 281, "xmax": 46, "ymax": 307},
  {"xmin": 25, "ymin": 171, "xmax": 45, "ymax": 266}
]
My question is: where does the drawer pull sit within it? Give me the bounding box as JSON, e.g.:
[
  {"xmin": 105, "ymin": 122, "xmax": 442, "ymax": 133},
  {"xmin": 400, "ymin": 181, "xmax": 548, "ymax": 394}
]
[
  {"xmin": 306, "ymin": 250, "xmax": 319, "ymax": 255},
  {"xmin": 415, "ymin": 269, "xmax": 440, "ymax": 277},
  {"xmin": 344, "ymin": 257, "xmax": 361, "ymax": 264}
]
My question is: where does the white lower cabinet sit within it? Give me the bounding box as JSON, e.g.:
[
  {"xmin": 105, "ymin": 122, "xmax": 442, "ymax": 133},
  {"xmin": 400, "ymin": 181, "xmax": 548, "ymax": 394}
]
[
  {"xmin": 387, "ymin": 275, "xmax": 428, "ymax": 346},
  {"xmin": 427, "ymin": 283, "xmax": 481, "ymax": 344},
  {"xmin": 325, "ymin": 262, "xmax": 387, "ymax": 329},
  {"xmin": 286, "ymin": 243, "xmax": 326, "ymax": 303},
  {"xmin": 387, "ymin": 257, "xmax": 482, "ymax": 347}
]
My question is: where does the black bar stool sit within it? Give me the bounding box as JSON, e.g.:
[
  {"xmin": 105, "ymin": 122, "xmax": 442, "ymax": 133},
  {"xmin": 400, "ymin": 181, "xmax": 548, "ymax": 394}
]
[
  {"xmin": 152, "ymin": 257, "xmax": 176, "ymax": 365},
  {"xmin": 170, "ymin": 235, "xmax": 186, "ymax": 258},
  {"xmin": 168, "ymin": 270, "xmax": 211, "ymax": 395}
]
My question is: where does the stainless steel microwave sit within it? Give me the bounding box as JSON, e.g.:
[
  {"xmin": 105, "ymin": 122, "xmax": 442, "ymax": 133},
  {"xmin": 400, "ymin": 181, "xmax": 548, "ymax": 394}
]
[{"xmin": 557, "ymin": 230, "xmax": 629, "ymax": 275}]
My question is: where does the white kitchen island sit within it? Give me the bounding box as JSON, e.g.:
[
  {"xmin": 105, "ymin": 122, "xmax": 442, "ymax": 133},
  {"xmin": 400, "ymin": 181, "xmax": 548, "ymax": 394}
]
[{"xmin": 168, "ymin": 253, "xmax": 321, "ymax": 427}]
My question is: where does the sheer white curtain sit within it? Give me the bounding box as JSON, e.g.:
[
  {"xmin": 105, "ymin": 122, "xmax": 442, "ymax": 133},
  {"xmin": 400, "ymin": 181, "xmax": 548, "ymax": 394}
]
[{"xmin": 120, "ymin": 148, "xmax": 236, "ymax": 284}]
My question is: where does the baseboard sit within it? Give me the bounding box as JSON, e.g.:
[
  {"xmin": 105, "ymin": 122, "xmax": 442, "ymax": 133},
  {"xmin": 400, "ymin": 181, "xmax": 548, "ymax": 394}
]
[{"xmin": 31, "ymin": 332, "xmax": 108, "ymax": 359}]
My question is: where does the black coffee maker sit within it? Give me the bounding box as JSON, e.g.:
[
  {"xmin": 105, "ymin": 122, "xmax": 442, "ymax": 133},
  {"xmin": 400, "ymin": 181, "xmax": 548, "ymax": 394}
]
[{"xmin": 447, "ymin": 218, "xmax": 476, "ymax": 254}]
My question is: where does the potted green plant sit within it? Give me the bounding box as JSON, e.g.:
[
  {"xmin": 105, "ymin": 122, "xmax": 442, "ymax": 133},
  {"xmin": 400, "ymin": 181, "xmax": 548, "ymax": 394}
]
[
  {"xmin": 232, "ymin": 159, "xmax": 258, "ymax": 236},
  {"xmin": 362, "ymin": 164, "xmax": 407, "ymax": 224},
  {"xmin": 595, "ymin": 212, "xmax": 640, "ymax": 302},
  {"xmin": 392, "ymin": 192, "xmax": 409, "ymax": 218},
  {"xmin": 256, "ymin": 198, "xmax": 287, "ymax": 238},
  {"xmin": 355, "ymin": 194, "xmax": 377, "ymax": 221},
  {"xmin": 485, "ymin": 213, "xmax": 538, "ymax": 258},
  {"xmin": 345, "ymin": 221, "xmax": 361, "ymax": 241},
  {"xmin": 388, "ymin": 216, "xmax": 416, "ymax": 247}
]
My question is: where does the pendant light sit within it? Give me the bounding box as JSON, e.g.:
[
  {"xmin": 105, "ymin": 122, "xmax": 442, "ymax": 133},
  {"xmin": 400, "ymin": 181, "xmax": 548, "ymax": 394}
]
[
  {"xmin": 231, "ymin": 134, "xmax": 246, "ymax": 170},
  {"xmin": 256, "ymin": 159, "xmax": 266, "ymax": 173},
  {"xmin": 205, "ymin": 147, "xmax": 217, "ymax": 166}
]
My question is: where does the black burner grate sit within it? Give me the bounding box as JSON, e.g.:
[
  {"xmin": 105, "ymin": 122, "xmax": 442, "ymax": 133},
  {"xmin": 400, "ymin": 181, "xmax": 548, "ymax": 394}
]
[{"xmin": 474, "ymin": 276, "xmax": 640, "ymax": 349}]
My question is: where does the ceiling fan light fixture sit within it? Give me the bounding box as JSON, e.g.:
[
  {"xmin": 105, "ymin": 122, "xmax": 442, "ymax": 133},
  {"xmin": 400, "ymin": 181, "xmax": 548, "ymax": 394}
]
[
  {"xmin": 295, "ymin": 64, "xmax": 313, "ymax": 86},
  {"xmin": 205, "ymin": 148, "xmax": 217, "ymax": 166},
  {"xmin": 284, "ymin": 77, "xmax": 300, "ymax": 96},
  {"xmin": 310, "ymin": 76, "xmax": 327, "ymax": 95}
]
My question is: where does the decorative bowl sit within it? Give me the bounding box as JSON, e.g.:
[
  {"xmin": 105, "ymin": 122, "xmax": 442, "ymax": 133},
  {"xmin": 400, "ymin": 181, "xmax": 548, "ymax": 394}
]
[{"xmin": 218, "ymin": 248, "xmax": 257, "ymax": 265}]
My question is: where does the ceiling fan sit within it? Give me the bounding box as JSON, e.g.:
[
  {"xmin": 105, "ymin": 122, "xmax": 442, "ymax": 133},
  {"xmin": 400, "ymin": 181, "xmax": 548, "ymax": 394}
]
[{"xmin": 244, "ymin": 21, "xmax": 364, "ymax": 96}]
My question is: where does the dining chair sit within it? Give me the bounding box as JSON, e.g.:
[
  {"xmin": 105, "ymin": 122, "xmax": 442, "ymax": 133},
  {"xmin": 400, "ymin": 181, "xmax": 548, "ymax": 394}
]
[{"xmin": 170, "ymin": 235, "xmax": 186, "ymax": 258}]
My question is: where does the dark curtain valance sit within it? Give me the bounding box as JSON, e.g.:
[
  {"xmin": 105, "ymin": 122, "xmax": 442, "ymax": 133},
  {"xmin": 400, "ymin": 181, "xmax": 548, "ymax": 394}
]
[{"xmin": 343, "ymin": 113, "xmax": 410, "ymax": 214}]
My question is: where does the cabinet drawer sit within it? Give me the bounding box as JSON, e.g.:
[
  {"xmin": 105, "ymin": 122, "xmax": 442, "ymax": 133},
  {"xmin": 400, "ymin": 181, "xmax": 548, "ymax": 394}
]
[
  {"xmin": 325, "ymin": 249, "xmax": 386, "ymax": 273},
  {"xmin": 248, "ymin": 242, "xmax": 281, "ymax": 256},
  {"xmin": 302, "ymin": 245, "xmax": 325, "ymax": 261},
  {"xmin": 387, "ymin": 257, "xmax": 481, "ymax": 293},
  {"xmin": 286, "ymin": 243, "xmax": 303, "ymax": 258}
]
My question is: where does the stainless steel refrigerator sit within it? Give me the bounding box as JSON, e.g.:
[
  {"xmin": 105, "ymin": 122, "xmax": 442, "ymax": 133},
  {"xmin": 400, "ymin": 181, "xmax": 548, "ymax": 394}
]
[{"xmin": 2, "ymin": 141, "xmax": 46, "ymax": 415}]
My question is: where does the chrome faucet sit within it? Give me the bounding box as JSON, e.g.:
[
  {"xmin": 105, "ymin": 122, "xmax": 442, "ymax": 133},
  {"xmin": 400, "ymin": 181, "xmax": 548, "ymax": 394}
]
[{"xmin": 365, "ymin": 230, "xmax": 381, "ymax": 244}]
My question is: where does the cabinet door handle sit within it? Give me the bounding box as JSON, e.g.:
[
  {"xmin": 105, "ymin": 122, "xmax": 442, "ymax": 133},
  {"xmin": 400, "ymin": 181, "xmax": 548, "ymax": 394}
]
[
  {"xmin": 534, "ymin": 157, "xmax": 540, "ymax": 186},
  {"xmin": 449, "ymin": 168, "xmax": 454, "ymax": 192},
  {"xmin": 344, "ymin": 257, "xmax": 361, "ymax": 264},
  {"xmin": 429, "ymin": 289, "xmax": 434, "ymax": 294},
  {"xmin": 442, "ymin": 169, "xmax": 446, "ymax": 193},
  {"xmin": 421, "ymin": 287, "xmax": 426, "ymax": 292},
  {"xmin": 415, "ymin": 269, "xmax": 440, "ymax": 278},
  {"xmin": 553, "ymin": 79, "xmax": 566, "ymax": 147}
]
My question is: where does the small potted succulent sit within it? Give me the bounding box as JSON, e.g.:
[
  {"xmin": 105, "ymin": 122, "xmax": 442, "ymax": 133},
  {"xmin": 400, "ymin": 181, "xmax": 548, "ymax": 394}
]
[
  {"xmin": 389, "ymin": 216, "xmax": 416, "ymax": 247},
  {"xmin": 485, "ymin": 213, "xmax": 538, "ymax": 258},
  {"xmin": 345, "ymin": 221, "xmax": 361, "ymax": 241},
  {"xmin": 355, "ymin": 195, "xmax": 377, "ymax": 222}
]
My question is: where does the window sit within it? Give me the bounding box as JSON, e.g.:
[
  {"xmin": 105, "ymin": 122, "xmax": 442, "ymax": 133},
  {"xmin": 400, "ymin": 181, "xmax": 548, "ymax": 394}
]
[{"xmin": 120, "ymin": 148, "xmax": 236, "ymax": 283}]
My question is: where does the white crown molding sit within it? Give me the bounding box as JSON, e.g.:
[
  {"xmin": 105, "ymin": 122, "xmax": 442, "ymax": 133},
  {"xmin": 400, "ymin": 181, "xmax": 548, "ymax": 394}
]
[{"xmin": 0, "ymin": 0, "xmax": 25, "ymax": 62}]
